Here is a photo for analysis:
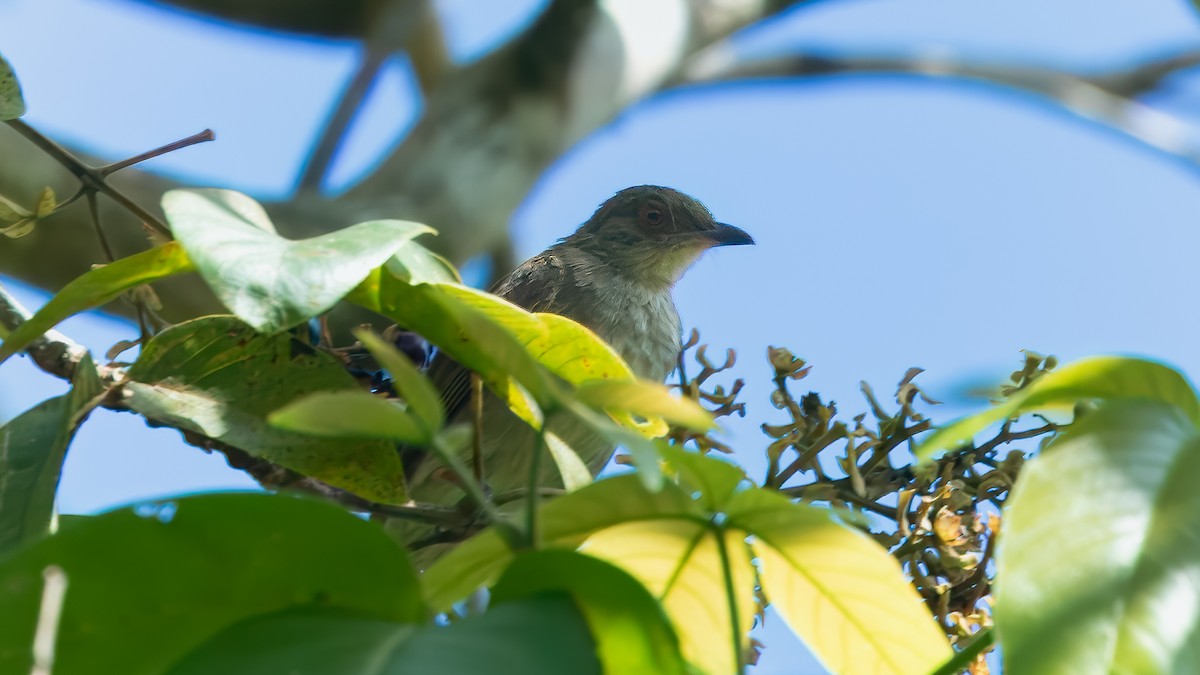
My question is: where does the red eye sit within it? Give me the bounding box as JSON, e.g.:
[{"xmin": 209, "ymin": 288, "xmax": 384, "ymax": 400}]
[{"xmin": 645, "ymin": 210, "xmax": 663, "ymax": 224}]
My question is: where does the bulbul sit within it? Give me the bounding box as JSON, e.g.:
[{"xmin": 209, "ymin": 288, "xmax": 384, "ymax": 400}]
[{"xmin": 395, "ymin": 185, "xmax": 753, "ymax": 556}]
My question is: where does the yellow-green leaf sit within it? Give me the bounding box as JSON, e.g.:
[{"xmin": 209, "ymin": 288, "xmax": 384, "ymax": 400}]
[
  {"xmin": 0, "ymin": 242, "xmax": 194, "ymax": 365},
  {"xmin": 725, "ymin": 488, "xmax": 952, "ymax": 675},
  {"xmin": 917, "ymin": 356, "xmax": 1200, "ymax": 461}
]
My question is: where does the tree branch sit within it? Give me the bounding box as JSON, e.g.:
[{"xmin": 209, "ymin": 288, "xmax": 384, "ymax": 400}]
[
  {"xmin": 0, "ymin": 282, "xmax": 89, "ymax": 381},
  {"xmin": 677, "ymin": 46, "xmax": 1200, "ymax": 169}
]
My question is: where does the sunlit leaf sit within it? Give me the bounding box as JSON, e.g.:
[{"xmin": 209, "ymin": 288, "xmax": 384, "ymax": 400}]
[
  {"xmin": 377, "ymin": 277, "xmax": 557, "ymax": 409},
  {"xmin": 545, "ymin": 431, "xmax": 594, "ymax": 492},
  {"xmin": 492, "ymin": 550, "xmax": 686, "ymax": 675},
  {"xmin": 127, "ymin": 316, "xmax": 408, "ymax": 504},
  {"xmin": 162, "ymin": 188, "xmax": 433, "ymax": 332},
  {"xmin": 577, "ymin": 379, "xmax": 713, "ymax": 432},
  {"xmin": 0, "ymin": 355, "xmax": 104, "ymax": 555},
  {"xmin": 0, "ymin": 242, "xmax": 193, "ymax": 365},
  {"xmin": 0, "ymin": 51, "xmax": 25, "ymax": 120},
  {"xmin": 0, "ymin": 493, "xmax": 421, "ymax": 675},
  {"xmin": 560, "ymin": 399, "xmax": 664, "ymax": 489},
  {"xmin": 917, "ymin": 356, "xmax": 1200, "ymax": 461},
  {"xmin": 583, "ymin": 521, "xmax": 757, "ymax": 675},
  {"xmin": 423, "ymin": 475, "xmax": 702, "ymax": 611},
  {"xmin": 725, "ymin": 488, "xmax": 953, "ymax": 674},
  {"xmin": 387, "ymin": 240, "xmax": 461, "ymax": 284},
  {"xmin": 269, "ymin": 390, "xmax": 428, "ymax": 444},
  {"xmin": 996, "ymin": 399, "xmax": 1200, "ymax": 674}
]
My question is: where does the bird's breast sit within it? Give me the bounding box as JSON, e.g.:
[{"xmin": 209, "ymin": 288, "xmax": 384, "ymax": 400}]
[{"xmin": 576, "ymin": 281, "xmax": 681, "ymax": 382}]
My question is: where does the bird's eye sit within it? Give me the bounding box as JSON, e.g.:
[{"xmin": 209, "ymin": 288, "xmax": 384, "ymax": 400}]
[{"xmin": 640, "ymin": 205, "xmax": 666, "ymax": 227}]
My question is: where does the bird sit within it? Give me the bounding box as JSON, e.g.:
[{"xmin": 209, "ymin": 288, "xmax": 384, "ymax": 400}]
[{"xmin": 393, "ymin": 185, "xmax": 753, "ymax": 559}]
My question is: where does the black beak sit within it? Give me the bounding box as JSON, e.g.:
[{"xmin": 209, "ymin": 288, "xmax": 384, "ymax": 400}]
[{"xmin": 707, "ymin": 222, "xmax": 755, "ymax": 247}]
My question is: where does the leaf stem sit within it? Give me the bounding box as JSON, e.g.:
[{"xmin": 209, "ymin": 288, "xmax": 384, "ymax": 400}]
[
  {"xmin": 525, "ymin": 422, "xmax": 549, "ymax": 549},
  {"xmin": 714, "ymin": 526, "xmax": 746, "ymax": 675}
]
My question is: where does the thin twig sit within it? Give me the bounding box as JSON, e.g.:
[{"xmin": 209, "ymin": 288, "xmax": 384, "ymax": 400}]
[
  {"xmin": 4, "ymin": 119, "xmax": 173, "ymax": 236},
  {"xmin": 100, "ymin": 128, "xmax": 214, "ymax": 176},
  {"xmin": 471, "ymin": 373, "xmax": 484, "ymax": 484}
]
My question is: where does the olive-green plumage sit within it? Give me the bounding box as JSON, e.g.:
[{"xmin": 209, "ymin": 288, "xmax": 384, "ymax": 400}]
[{"xmin": 394, "ymin": 185, "xmax": 752, "ymax": 561}]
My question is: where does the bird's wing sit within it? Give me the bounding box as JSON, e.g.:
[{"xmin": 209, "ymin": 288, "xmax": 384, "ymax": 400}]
[{"xmin": 425, "ymin": 252, "xmax": 569, "ymax": 427}]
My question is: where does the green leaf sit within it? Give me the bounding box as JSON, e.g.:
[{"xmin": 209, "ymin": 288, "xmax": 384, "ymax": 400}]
[
  {"xmin": 127, "ymin": 316, "xmax": 408, "ymax": 504},
  {"xmin": 34, "ymin": 186, "xmax": 55, "ymax": 219},
  {"xmin": 356, "ymin": 329, "xmax": 444, "ymax": 433},
  {"xmin": 582, "ymin": 519, "xmax": 757, "ymax": 675},
  {"xmin": 724, "ymin": 488, "xmax": 953, "ymax": 675},
  {"xmin": 423, "ymin": 475, "xmax": 702, "ymax": 611},
  {"xmin": 0, "ymin": 242, "xmax": 193, "ymax": 365},
  {"xmin": 661, "ymin": 446, "xmax": 747, "ymax": 511},
  {"xmin": 0, "ymin": 493, "xmax": 422, "ymax": 675},
  {"xmin": 377, "ymin": 278, "xmax": 556, "ymax": 409},
  {"xmin": 0, "ymin": 193, "xmax": 32, "ymax": 222},
  {"xmin": 162, "ymin": 188, "xmax": 433, "ymax": 332},
  {"xmin": 269, "ymin": 390, "xmax": 428, "ymax": 444},
  {"xmin": 545, "ymin": 431, "xmax": 594, "ymax": 491},
  {"xmin": 387, "ymin": 240, "xmax": 461, "ymax": 284},
  {"xmin": 995, "ymin": 399, "xmax": 1200, "ymax": 674},
  {"xmin": 426, "ymin": 472, "xmax": 746, "ymax": 674},
  {"xmin": 0, "ymin": 355, "xmax": 104, "ymax": 555},
  {"xmin": 492, "ymin": 550, "xmax": 686, "ymax": 675},
  {"xmin": 917, "ymin": 356, "xmax": 1200, "ymax": 461},
  {"xmin": 560, "ymin": 399, "xmax": 665, "ymax": 489},
  {"xmin": 0, "ymin": 51, "xmax": 25, "ymax": 120},
  {"xmin": 576, "ymin": 379, "xmax": 713, "ymax": 432},
  {"xmin": 0, "ymin": 217, "xmax": 34, "ymax": 238},
  {"xmin": 167, "ymin": 596, "xmax": 598, "ymax": 675}
]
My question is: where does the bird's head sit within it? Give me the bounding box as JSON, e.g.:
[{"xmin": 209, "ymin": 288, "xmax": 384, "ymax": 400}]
[{"xmin": 568, "ymin": 185, "xmax": 754, "ymax": 289}]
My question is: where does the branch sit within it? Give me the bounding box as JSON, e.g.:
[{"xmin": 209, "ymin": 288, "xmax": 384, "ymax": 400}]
[
  {"xmin": 295, "ymin": 0, "xmax": 446, "ymax": 194},
  {"xmin": 0, "ymin": 282, "xmax": 89, "ymax": 380},
  {"xmin": 677, "ymin": 46, "xmax": 1200, "ymax": 169}
]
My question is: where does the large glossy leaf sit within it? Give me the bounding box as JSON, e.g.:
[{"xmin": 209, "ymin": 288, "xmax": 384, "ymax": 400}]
[
  {"xmin": 493, "ymin": 550, "xmax": 686, "ymax": 675},
  {"xmin": 422, "ymin": 475, "xmax": 703, "ymax": 611},
  {"xmin": 0, "ymin": 51, "xmax": 25, "ymax": 120},
  {"xmin": 162, "ymin": 188, "xmax": 432, "ymax": 332},
  {"xmin": 0, "ymin": 242, "xmax": 193, "ymax": 364},
  {"xmin": 995, "ymin": 399, "xmax": 1200, "ymax": 674},
  {"xmin": 582, "ymin": 521, "xmax": 757, "ymax": 675},
  {"xmin": 167, "ymin": 596, "xmax": 598, "ymax": 675},
  {"xmin": 386, "ymin": 241, "xmax": 461, "ymax": 284},
  {"xmin": 725, "ymin": 488, "xmax": 953, "ymax": 675},
  {"xmin": 126, "ymin": 316, "xmax": 408, "ymax": 504},
  {"xmin": 0, "ymin": 355, "xmax": 104, "ymax": 555},
  {"xmin": 427, "ymin": 463, "xmax": 951, "ymax": 675},
  {"xmin": 0, "ymin": 493, "xmax": 421, "ymax": 675},
  {"xmin": 917, "ymin": 356, "xmax": 1200, "ymax": 461}
]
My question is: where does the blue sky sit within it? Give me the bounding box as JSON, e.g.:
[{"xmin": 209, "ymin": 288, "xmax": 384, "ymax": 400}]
[{"xmin": 3, "ymin": 0, "xmax": 1200, "ymax": 672}]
